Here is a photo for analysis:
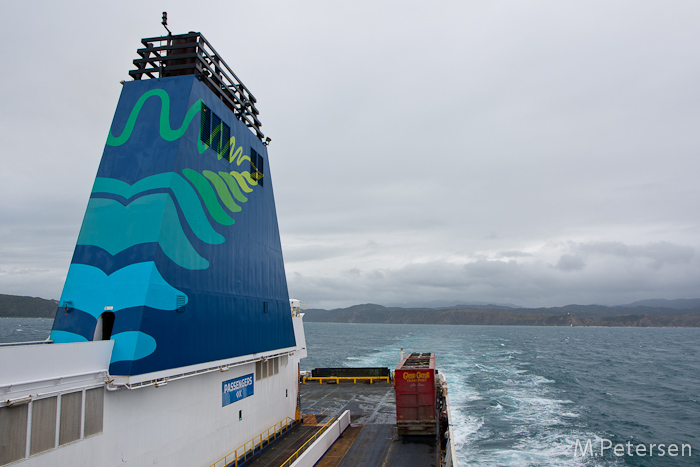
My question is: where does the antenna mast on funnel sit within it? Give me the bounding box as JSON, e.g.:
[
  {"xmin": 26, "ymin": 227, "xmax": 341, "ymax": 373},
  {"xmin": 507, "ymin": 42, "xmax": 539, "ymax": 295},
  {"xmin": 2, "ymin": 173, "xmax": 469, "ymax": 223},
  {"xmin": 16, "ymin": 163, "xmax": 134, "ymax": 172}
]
[{"xmin": 161, "ymin": 12, "xmax": 172, "ymax": 36}]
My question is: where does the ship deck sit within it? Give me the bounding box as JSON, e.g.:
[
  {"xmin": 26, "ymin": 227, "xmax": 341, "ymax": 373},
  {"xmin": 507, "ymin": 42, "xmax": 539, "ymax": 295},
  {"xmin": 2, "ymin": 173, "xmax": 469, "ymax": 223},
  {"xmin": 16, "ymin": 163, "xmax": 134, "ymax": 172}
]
[{"xmin": 245, "ymin": 380, "xmax": 438, "ymax": 467}]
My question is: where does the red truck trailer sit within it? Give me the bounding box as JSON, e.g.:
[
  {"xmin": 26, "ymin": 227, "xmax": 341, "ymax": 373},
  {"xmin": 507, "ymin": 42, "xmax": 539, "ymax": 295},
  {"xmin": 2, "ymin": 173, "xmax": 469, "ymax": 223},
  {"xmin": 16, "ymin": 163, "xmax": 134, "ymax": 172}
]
[{"xmin": 395, "ymin": 352, "xmax": 437, "ymax": 435}]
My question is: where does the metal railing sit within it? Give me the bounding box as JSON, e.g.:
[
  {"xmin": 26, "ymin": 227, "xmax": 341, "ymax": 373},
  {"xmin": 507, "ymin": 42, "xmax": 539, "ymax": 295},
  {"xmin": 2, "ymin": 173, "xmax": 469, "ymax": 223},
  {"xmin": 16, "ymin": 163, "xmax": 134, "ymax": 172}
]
[
  {"xmin": 301, "ymin": 376, "xmax": 391, "ymax": 385},
  {"xmin": 208, "ymin": 417, "xmax": 295, "ymax": 467},
  {"xmin": 108, "ymin": 351, "xmax": 293, "ymax": 391},
  {"xmin": 129, "ymin": 31, "xmax": 266, "ymax": 142},
  {"xmin": 278, "ymin": 415, "xmax": 337, "ymax": 467}
]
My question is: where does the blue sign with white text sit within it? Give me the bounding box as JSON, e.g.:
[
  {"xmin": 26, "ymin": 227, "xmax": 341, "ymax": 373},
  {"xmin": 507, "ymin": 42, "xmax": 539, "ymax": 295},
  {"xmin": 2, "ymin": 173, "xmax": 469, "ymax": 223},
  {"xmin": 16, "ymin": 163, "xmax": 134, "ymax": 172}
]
[{"xmin": 222, "ymin": 374, "xmax": 254, "ymax": 407}]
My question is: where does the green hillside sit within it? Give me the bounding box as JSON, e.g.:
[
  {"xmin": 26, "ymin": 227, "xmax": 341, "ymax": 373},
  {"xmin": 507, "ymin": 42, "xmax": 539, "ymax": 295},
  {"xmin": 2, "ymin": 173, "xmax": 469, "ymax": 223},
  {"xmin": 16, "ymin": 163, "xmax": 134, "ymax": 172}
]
[
  {"xmin": 0, "ymin": 294, "xmax": 58, "ymax": 318},
  {"xmin": 303, "ymin": 303, "xmax": 700, "ymax": 327}
]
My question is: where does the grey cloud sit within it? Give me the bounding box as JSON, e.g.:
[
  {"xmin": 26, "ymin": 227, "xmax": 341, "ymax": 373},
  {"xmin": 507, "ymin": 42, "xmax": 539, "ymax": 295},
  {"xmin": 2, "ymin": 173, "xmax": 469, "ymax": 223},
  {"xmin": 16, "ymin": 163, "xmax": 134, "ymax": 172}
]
[
  {"xmin": 282, "ymin": 244, "xmax": 355, "ymax": 263},
  {"xmin": 394, "ymin": 262, "xmax": 469, "ymax": 288},
  {"xmin": 556, "ymin": 255, "xmax": 586, "ymax": 272},
  {"xmin": 497, "ymin": 250, "xmax": 533, "ymax": 258},
  {"xmin": 288, "ymin": 249, "xmax": 700, "ymax": 309},
  {"xmin": 2, "ymin": 1, "xmax": 700, "ymax": 309},
  {"xmin": 574, "ymin": 241, "xmax": 696, "ymax": 269}
]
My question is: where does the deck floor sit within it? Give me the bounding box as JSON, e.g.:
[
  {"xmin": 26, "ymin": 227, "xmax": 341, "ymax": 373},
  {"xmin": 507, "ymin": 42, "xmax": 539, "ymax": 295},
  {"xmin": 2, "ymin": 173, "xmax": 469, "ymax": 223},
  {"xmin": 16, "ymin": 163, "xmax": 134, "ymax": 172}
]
[
  {"xmin": 242, "ymin": 381, "xmax": 438, "ymax": 467},
  {"xmin": 242, "ymin": 425, "xmax": 319, "ymax": 467}
]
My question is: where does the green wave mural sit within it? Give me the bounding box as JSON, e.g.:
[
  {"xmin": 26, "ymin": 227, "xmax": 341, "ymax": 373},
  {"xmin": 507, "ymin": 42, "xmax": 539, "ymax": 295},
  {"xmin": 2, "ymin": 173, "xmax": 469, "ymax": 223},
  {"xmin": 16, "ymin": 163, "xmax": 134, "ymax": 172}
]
[
  {"xmin": 79, "ymin": 195, "xmax": 210, "ymax": 270},
  {"xmin": 107, "ymin": 89, "xmax": 204, "ymax": 147},
  {"xmin": 105, "ymin": 89, "xmax": 257, "ymax": 185},
  {"xmin": 183, "ymin": 169, "xmax": 236, "ymax": 226},
  {"xmin": 219, "ymin": 172, "xmax": 248, "ymax": 203},
  {"xmin": 83, "ymin": 168, "xmax": 261, "ymax": 271},
  {"xmin": 203, "ymin": 170, "xmax": 242, "ymax": 213},
  {"xmin": 228, "ymin": 171, "xmax": 256, "ymax": 193},
  {"xmin": 93, "ymin": 173, "xmax": 224, "ymax": 245},
  {"xmin": 182, "ymin": 169, "xmax": 259, "ymax": 222}
]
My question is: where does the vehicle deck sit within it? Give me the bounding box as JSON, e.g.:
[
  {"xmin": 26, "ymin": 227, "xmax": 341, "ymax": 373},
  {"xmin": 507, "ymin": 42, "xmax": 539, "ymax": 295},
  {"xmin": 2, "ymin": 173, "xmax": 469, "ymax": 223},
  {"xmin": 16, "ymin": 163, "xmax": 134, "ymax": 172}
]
[{"xmin": 244, "ymin": 380, "xmax": 438, "ymax": 467}]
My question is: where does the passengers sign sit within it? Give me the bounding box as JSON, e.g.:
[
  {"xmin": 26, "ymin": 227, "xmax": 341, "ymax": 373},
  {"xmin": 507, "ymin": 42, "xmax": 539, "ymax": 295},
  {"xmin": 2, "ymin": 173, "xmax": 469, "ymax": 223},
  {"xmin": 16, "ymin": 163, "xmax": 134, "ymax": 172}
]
[{"xmin": 222, "ymin": 374, "xmax": 254, "ymax": 407}]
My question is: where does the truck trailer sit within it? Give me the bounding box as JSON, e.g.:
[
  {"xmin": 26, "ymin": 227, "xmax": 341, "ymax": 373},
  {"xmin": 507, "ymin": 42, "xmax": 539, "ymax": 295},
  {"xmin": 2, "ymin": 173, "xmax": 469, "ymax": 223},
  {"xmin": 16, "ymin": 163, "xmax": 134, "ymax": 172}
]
[{"xmin": 395, "ymin": 352, "xmax": 437, "ymax": 436}]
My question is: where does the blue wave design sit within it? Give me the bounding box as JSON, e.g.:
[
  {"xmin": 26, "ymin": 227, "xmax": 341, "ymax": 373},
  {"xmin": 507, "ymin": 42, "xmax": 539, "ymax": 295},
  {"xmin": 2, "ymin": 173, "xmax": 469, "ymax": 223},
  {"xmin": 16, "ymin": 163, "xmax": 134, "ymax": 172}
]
[
  {"xmin": 110, "ymin": 331, "xmax": 157, "ymax": 363},
  {"xmin": 71, "ymin": 244, "xmax": 169, "ymax": 276},
  {"xmin": 77, "ymin": 195, "xmax": 209, "ymax": 270},
  {"xmin": 59, "ymin": 262, "xmax": 187, "ymax": 319},
  {"xmin": 92, "ymin": 173, "xmax": 223, "ymax": 245}
]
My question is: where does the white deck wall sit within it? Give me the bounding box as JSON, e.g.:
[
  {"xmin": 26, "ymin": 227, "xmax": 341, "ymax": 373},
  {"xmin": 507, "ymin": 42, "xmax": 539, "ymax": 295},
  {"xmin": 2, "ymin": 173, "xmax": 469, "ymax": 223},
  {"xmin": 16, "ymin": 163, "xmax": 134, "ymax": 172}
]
[{"xmin": 13, "ymin": 354, "xmax": 300, "ymax": 467}]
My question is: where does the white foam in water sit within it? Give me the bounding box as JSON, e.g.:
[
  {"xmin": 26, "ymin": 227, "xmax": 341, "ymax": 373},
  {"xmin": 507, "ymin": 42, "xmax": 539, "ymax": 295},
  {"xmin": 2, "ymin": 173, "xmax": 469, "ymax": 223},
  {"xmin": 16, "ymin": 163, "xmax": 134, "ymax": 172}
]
[
  {"xmin": 383, "ymin": 327, "xmax": 613, "ymax": 467},
  {"xmin": 458, "ymin": 385, "xmax": 484, "ymax": 403},
  {"xmin": 448, "ymin": 347, "xmax": 617, "ymax": 466},
  {"xmin": 452, "ymin": 413, "xmax": 484, "ymax": 448}
]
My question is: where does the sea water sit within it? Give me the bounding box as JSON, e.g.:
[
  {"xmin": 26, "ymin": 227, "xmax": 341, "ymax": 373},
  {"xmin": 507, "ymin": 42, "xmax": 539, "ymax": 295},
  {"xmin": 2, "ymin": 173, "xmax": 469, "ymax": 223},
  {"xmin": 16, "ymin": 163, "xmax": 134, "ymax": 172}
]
[
  {"xmin": 303, "ymin": 322, "xmax": 699, "ymax": 467},
  {"xmin": 0, "ymin": 318, "xmax": 54, "ymax": 343},
  {"xmin": 3, "ymin": 319, "xmax": 698, "ymax": 466}
]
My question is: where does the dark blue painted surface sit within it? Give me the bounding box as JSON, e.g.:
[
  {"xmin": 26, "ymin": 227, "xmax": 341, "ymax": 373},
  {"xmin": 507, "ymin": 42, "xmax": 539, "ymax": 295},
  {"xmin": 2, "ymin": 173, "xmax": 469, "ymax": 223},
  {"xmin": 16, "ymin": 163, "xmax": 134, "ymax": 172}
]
[{"xmin": 51, "ymin": 75, "xmax": 296, "ymax": 375}]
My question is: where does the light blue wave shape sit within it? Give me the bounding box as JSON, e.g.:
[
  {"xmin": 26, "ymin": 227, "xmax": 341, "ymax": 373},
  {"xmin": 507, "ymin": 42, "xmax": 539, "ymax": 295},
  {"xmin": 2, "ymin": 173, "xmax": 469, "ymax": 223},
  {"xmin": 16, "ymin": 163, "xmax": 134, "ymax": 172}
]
[
  {"xmin": 49, "ymin": 330, "xmax": 88, "ymax": 343},
  {"xmin": 59, "ymin": 262, "xmax": 188, "ymax": 319},
  {"xmin": 48, "ymin": 330, "xmax": 157, "ymax": 363},
  {"xmin": 110, "ymin": 331, "xmax": 157, "ymax": 363},
  {"xmin": 92, "ymin": 173, "xmax": 224, "ymax": 245},
  {"xmin": 78, "ymin": 195, "xmax": 209, "ymax": 270}
]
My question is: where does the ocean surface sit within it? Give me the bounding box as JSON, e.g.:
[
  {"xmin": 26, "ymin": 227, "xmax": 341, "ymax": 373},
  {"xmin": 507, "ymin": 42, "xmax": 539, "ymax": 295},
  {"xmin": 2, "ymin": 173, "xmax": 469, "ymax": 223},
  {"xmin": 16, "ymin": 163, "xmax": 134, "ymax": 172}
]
[{"xmin": 3, "ymin": 319, "xmax": 698, "ymax": 466}]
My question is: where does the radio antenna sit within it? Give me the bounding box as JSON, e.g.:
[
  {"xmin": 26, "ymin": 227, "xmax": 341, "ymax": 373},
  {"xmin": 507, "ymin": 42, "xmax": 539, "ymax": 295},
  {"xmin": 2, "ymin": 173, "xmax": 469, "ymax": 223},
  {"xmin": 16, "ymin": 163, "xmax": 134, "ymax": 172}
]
[{"xmin": 161, "ymin": 12, "xmax": 172, "ymax": 35}]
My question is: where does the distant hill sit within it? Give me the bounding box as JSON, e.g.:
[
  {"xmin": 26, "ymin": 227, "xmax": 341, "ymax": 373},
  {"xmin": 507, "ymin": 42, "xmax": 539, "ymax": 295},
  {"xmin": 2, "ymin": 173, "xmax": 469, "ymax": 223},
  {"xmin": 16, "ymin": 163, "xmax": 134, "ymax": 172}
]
[
  {"xmin": 513, "ymin": 304, "xmax": 700, "ymax": 318},
  {"xmin": 0, "ymin": 294, "xmax": 58, "ymax": 318},
  {"xmin": 303, "ymin": 303, "xmax": 700, "ymax": 327},
  {"xmin": 387, "ymin": 299, "xmax": 523, "ymax": 309},
  {"xmin": 621, "ymin": 298, "xmax": 700, "ymax": 309},
  {"xmin": 3, "ymin": 293, "xmax": 700, "ymax": 326}
]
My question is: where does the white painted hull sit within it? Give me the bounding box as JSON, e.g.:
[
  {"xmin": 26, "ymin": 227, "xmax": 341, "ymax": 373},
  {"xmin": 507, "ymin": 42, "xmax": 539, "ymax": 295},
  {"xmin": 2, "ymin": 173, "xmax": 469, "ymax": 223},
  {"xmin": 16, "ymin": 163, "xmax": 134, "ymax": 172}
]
[{"xmin": 1, "ymin": 316, "xmax": 307, "ymax": 467}]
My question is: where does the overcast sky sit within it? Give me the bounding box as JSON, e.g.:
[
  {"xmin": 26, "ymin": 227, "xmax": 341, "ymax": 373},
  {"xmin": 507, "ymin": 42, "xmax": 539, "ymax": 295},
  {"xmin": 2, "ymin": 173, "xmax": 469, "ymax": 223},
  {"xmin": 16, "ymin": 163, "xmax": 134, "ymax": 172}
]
[{"xmin": 1, "ymin": 1, "xmax": 699, "ymax": 309}]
